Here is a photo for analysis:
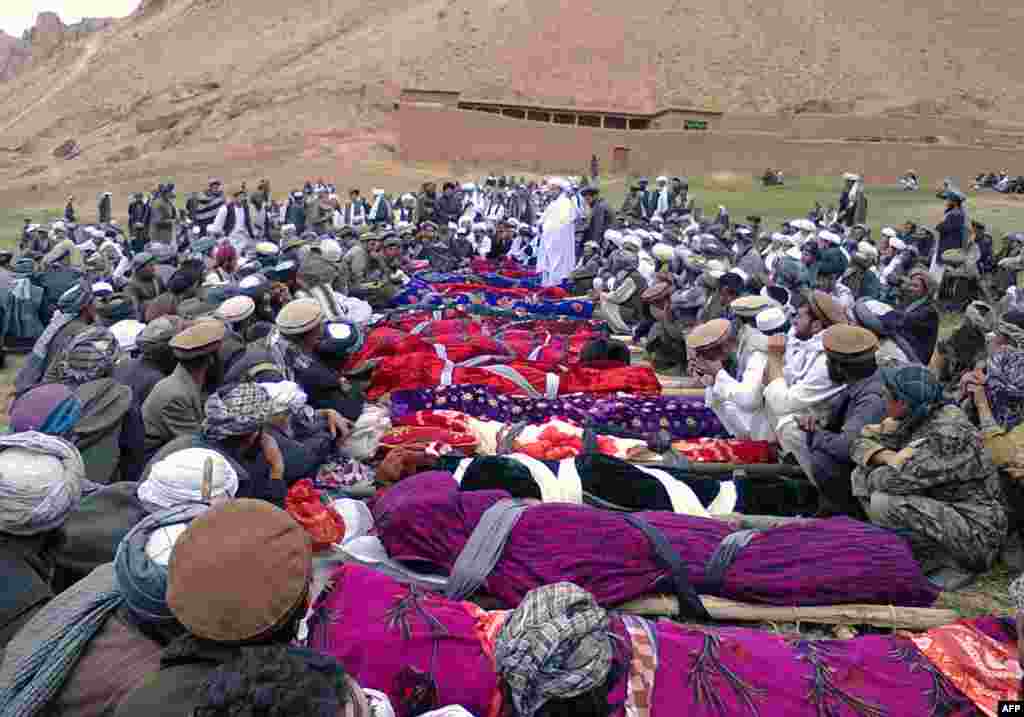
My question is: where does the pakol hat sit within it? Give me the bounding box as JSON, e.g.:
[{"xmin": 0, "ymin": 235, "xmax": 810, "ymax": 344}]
[
  {"xmin": 169, "ymin": 320, "xmax": 226, "ymax": 360},
  {"xmin": 276, "ymin": 298, "xmax": 324, "ymax": 336},
  {"xmin": 214, "ymin": 295, "xmax": 255, "ymax": 324},
  {"xmin": 167, "ymin": 499, "xmax": 311, "ymax": 643},
  {"xmin": 641, "ymin": 282, "xmax": 673, "ymax": 304},
  {"xmin": 685, "ymin": 318, "xmax": 732, "ymax": 351},
  {"xmin": 822, "ymin": 324, "xmax": 879, "ymax": 363},
  {"xmin": 941, "ymin": 248, "xmax": 965, "ymax": 266},
  {"xmin": 730, "ymin": 294, "xmax": 775, "ymax": 319},
  {"xmin": 138, "ymin": 316, "xmax": 188, "ymax": 355},
  {"xmin": 804, "ymin": 290, "xmax": 848, "ymax": 327}
]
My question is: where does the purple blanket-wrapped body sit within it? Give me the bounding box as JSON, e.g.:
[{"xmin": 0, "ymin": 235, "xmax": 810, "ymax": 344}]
[
  {"xmin": 373, "ymin": 473, "xmax": 940, "ymax": 608},
  {"xmin": 309, "ymin": 564, "xmax": 981, "ymax": 717}
]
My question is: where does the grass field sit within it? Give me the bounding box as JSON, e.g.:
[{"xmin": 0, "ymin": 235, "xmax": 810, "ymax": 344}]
[
  {"xmin": 1, "ymin": 174, "xmax": 1020, "ymax": 617},
  {"xmin": 6, "ymin": 174, "xmax": 1024, "ymax": 245}
]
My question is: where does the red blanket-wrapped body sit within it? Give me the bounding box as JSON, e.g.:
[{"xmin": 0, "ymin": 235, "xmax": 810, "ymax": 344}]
[{"xmin": 366, "ymin": 355, "xmax": 661, "ymax": 399}]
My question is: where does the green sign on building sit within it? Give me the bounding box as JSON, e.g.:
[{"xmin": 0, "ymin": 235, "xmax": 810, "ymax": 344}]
[{"xmin": 684, "ymin": 119, "xmax": 709, "ymax": 130}]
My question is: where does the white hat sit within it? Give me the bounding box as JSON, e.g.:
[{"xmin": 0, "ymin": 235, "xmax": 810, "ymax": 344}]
[
  {"xmin": 818, "ymin": 230, "xmax": 842, "ymax": 245},
  {"xmin": 881, "ymin": 227, "xmax": 898, "ymax": 238},
  {"xmin": 791, "ymin": 219, "xmax": 816, "ymax": 232},
  {"xmin": 261, "ymin": 380, "xmax": 308, "ymax": 416},
  {"xmin": 862, "ymin": 299, "xmax": 894, "ymax": 317},
  {"xmin": 461, "ymin": 183, "xmax": 476, "ymax": 191},
  {"xmin": 655, "ymin": 175, "xmax": 669, "ymax": 183},
  {"xmin": 91, "ymin": 281, "xmax": 114, "ymax": 295},
  {"xmin": 138, "ymin": 448, "xmax": 239, "ymax": 510},
  {"xmin": 756, "ymin": 306, "xmax": 788, "ymax": 333},
  {"xmin": 372, "ymin": 188, "xmax": 384, "ymax": 196},
  {"xmin": 52, "ymin": 221, "xmax": 66, "ymax": 231},
  {"xmin": 856, "ymin": 241, "xmax": 879, "ymax": 259},
  {"xmin": 735, "ymin": 226, "xmax": 752, "ymax": 236},
  {"xmin": 889, "ymin": 238, "xmax": 907, "ymax": 251},
  {"xmin": 320, "ymin": 238, "xmax": 343, "ymax": 263},
  {"xmin": 110, "ymin": 319, "xmax": 146, "ymax": 352},
  {"xmin": 842, "ymin": 172, "xmax": 861, "ymax": 181},
  {"xmin": 214, "ymin": 295, "xmax": 256, "ymax": 324}
]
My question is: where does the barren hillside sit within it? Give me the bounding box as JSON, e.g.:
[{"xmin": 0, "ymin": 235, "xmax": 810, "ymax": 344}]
[{"xmin": 1, "ymin": 0, "xmax": 1023, "ymax": 202}]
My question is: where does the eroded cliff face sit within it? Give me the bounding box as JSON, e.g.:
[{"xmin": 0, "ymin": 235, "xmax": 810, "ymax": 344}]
[
  {"xmin": 0, "ymin": 0, "xmax": 1022, "ymax": 199},
  {"xmin": 0, "ymin": 12, "xmax": 114, "ymax": 83}
]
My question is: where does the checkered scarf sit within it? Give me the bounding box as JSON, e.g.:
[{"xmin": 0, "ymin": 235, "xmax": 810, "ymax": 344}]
[
  {"xmin": 494, "ymin": 582, "xmax": 612, "ymax": 717},
  {"xmin": 59, "ymin": 326, "xmax": 121, "ymax": 385},
  {"xmin": 202, "ymin": 382, "xmax": 272, "ymax": 440}
]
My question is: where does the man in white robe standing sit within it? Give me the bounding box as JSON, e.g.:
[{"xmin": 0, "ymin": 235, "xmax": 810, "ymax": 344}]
[{"xmin": 538, "ymin": 178, "xmax": 578, "ymax": 287}]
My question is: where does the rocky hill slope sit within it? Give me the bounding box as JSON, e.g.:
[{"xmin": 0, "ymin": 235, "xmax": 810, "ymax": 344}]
[{"xmin": 0, "ymin": 0, "xmax": 1022, "ymax": 201}]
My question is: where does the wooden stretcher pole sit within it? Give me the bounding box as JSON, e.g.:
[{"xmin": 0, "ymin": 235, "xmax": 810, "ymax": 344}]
[{"xmin": 617, "ymin": 595, "xmax": 958, "ymax": 631}]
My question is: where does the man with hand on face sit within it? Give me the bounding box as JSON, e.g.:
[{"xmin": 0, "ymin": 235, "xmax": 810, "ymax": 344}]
[
  {"xmin": 761, "ymin": 290, "xmax": 849, "ymax": 483},
  {"xmin": 796, "ymin": 324, "xmax": 887, "ymax": 517}
]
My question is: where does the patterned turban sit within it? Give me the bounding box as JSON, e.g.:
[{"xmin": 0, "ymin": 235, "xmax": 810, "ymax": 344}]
[
  {"xmin": 1010, "ymin": 573, "xmax": 1024, "ymax": 611},
  {"xmin": 494, "ymin": 582, "xmax": 613, "ymax": 717},
  {"xmin": 60, "ymin": 326, "xmax": 121, "ymax": 385},
  {"xmin": 202, "ymin": 383, "xmax": 272, "ymax": 441},
  {"xmin": 881, "ymin": 365, "xmax": 945, "ymax": 425},
  {"xmin": 985, "ymin": 348, "xmax": 1024, "ymax": 430}
]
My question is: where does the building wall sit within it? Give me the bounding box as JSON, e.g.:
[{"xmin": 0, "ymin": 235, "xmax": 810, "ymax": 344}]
[{"xmin": 399, "ymin": 104, "xmax": 1024, "ymax": 179}]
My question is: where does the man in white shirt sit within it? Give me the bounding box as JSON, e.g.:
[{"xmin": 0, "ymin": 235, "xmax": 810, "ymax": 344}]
[
  {"xmin": 696, "ymin": 297, "xmax": 784, "ymax": 441},
  {"xmin": 763, "ymin": 290, "xmax": 849, "ymax": 480},
  {"xmin": 211, "ymin": 188, "xmax": 256, "ymax": 254}
]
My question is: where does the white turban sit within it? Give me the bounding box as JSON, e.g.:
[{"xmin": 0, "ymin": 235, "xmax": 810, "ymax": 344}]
[
  {"xmin": 0, "ymin": 433, "xmax": 84, "ymax": 535},
  {"xmin": 881, "ymin": 227, "xmax": 898, "ymax": 238},
  {"xmin": 137, "ymin": 448, "xmax": 239, "ymax": 510},
  {"xmin": 818, "ymin": 230, "xmax": 842, "ymax": 245},
  {"xmin": 320, "ymin": 238, "xmax": 343, "ymax": 263},
  {"xmin": 261, "ymin": 380, "xmax": 308, "ymax": 416},
  {"xmin": 651, "ymin": 243, "xmax": 675, "ymax": 261}
]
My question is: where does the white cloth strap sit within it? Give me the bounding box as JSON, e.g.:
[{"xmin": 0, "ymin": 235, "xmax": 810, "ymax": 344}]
[
  {"xmin": 635, "ymin": 466, "xmax": 709, "ymax": 517},
  {"xmin": 545, "ymin": 372, "xmax": 560, "ymax": 399},
  {"xmin": 555, "ymin": 458, "xmax": 584, "ymax": 505}
]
